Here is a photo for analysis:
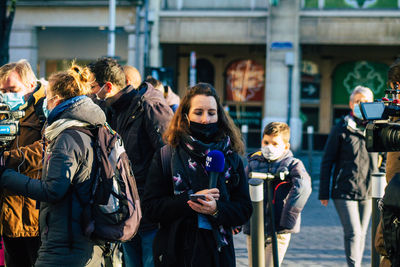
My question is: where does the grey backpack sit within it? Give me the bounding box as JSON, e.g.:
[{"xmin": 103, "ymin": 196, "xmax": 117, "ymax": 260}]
[{"xmin": 66, "ymin": 123, "xmax": 142, "ymax": 245}]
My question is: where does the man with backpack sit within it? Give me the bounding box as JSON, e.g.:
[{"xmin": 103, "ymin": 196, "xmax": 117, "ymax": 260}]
[{"xmin": 89, "ymin": 58, "xmax": 174, "ymax": 267}]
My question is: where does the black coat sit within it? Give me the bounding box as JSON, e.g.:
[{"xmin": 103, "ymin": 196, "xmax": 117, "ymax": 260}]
[
  {"xmin": 142, "ymin": 149, "xmax": 252, "ymax": 267},
  {"xmin": 0, "ymin": 97, "xmax": 107, "ymax": 266},
  {"xmin": 104, "ymin": 83, "xmax": 173, "ymax": 231},
  {"xmin": 319, "ymin": 116, "xmax": 385, "ymax": 200}
]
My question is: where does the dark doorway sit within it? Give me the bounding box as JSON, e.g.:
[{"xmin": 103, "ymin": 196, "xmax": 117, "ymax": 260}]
[{"xmin": 196, "ymin": 58, "xmax": 215, "ymax": 85}]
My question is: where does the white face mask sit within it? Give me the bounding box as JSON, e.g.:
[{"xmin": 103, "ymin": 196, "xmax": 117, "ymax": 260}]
[{"xmin": 261, "ymin": 144, "xmax": 286, "ymax": 161}]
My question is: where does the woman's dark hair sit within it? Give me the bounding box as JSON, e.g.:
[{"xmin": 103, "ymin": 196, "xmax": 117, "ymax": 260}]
[
  {"xmin": 88, "ymin": 57, "xmax": 126, "ymax": 89},
  {"xmin": 163, "ymin": 83, "xmax": 245, "ymax": 154}
]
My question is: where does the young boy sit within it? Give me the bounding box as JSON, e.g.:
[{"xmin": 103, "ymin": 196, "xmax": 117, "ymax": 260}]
[{"xmin": 244, "ymin": 122, "xmax": 312, "ymax": 266}]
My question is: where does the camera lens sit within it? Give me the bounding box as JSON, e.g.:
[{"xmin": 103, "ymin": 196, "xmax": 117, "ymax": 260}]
[{"xmin": 381, "ymin": 124, "xmax": 400, "ymax": 151}]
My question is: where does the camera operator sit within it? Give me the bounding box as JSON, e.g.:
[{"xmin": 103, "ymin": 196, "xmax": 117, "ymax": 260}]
[
  {"xmin": 0, "ymin": 60, "xmax": 46, "ymax": 267},
  {"xmin": 375, "ymin": 59, "xmax": 400, "ymax": 267}
]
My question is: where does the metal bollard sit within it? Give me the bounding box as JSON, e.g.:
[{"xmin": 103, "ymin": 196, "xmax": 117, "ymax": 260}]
[
  {"xmin": 249, "ymin": 172, "xmax": 280, "ymax": 267},
  {"xmin": 248, "ymin": 178, "xmax": 265, "ymax": 267},
  {"xmin": 266, "ymin": 178, "xmax": 279, "ymax": 267},
  {"xmin": 241, "ymin": 124, "xmax": 249, "ymax": 152},
  {"xmin": 371, "ymin": 172, "xmax": 386, "ymax": 267}
]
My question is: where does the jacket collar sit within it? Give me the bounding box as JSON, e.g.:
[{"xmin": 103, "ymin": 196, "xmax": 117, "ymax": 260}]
[
  {"xmin": 344, "ymin": 115, "xmax": 366, "ymax": 137},
  {"xmin": 106, "ymin": 85, "xmax": 137, "ymax": 109},
  {"xmin": 19, "ymin": 81, "xmax": 45, "ymax": 111}
]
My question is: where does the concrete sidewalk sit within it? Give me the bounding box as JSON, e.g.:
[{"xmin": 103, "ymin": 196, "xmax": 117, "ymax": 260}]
[{"xmin": 234, "ymin": 181, "xmax": 373, "ymax": 267}]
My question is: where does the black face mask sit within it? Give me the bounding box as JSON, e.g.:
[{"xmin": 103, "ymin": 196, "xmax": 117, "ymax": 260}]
[{"xmin": 189, "ymin": 121, "xmax": 219, "ymax": 142}]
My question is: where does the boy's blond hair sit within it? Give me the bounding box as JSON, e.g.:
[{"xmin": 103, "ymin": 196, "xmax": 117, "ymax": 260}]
[{"xmin": 263, "ymin": 122, "xmax": 290, "ymax": 144}]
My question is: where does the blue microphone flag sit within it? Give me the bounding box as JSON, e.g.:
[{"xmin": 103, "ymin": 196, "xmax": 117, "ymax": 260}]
[{"xmin": 205, "ymin": 150, "xmax": 225, "ymax": 173}]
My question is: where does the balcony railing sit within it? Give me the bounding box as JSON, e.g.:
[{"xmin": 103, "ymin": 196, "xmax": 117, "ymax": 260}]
[
  {"xmin": 161, "ymin": 0, "xmax": 268, "ymax": 10},
  {"xmin": 17, "ymin": 0, "xmax": 141, "ymax": 7},
  {"xmin": 302, "ymin": 0, "xmax": 400, "ymax": 9}
]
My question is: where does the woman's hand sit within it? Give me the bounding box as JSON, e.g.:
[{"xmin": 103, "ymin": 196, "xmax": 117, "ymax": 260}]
[{"xmin": 187, "ymin": 188, "xmax": 219, "ymax": 215}]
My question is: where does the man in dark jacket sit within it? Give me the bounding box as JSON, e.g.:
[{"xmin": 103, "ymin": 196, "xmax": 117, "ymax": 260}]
[
  {"xmin": 0, "ymin": 60, "xmax": 46, "ymax": 267},
  {"xmin": 89, "ymin": 58, "xmax": 174, "ymax": 267},
  {"xmin": 319, "ymin": 86, "xmax": 385, "ymax": 267}
]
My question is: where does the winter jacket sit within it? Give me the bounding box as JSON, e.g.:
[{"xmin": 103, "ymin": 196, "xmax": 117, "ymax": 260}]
[
  {"xmin": 243, "ymin": 150, "xmax": 312, "ymax": 235},
  {"xmin": 375, "ymin": 137, "xmax": 400, "ymax": 267},
  {"xmin": 142, "ymin": 148, "xmax": 252, "ymax": 267},
  {"xmin": 0, "ymin": 97, "xmax": 106, "ymax": 266},
  {"xmin": 104, "ymin": 83, "xmax": 173, "ymax": 231},
  {"xmin": 319, "ymin": 115, "xmax": 385, "ymax": 201},
  {"xmin": 0, "ymin": 83, "xmax": 46, "ymax": 238}
]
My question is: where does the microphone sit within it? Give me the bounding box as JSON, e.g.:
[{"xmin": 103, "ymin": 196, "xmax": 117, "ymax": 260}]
[{"xmin": 205, "ymin": 150, "xmax": 225, "ymax": 188}]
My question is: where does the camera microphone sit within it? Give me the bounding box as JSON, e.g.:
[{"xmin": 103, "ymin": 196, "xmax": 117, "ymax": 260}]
[{"xmin": 205, "ymin": 150, "xmax": 225, "ymax": 189}]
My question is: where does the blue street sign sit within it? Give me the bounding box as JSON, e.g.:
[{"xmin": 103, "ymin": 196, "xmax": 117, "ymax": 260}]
[{"xmin": 270, "ymin": 42, "xmax": 293, "ymax": 50}]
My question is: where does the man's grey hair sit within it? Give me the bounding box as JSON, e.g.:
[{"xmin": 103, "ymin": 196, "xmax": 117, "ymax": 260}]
[{"xmin": 350, "ymin": 85, "xmax": 373, "ymax": 102}]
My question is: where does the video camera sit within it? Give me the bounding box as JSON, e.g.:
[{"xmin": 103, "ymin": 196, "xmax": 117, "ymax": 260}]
[
  {"xmin": 0, "ymin": 94, "xmax": 24, "ymax": 149},
  {"xmin": 360, "ymin": 88, "xmax": 400, "ymax": 152}
]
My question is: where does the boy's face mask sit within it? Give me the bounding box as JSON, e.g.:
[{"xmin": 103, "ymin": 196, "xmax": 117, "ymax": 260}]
[
  {"xmin": 261, "ymin": 134, "xmax": 289, "ymax": 161},
  {"xmin": 262, "ymin": 144, "xmax": 286, "ymax": 161}
]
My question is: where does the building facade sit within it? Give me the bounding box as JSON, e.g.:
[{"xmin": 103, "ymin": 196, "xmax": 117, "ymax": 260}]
[
  {"xmin": 9, "ymin": 0, "xmax": 400, "ymax": 150},
  {"xmin": 156, "ymin": 0, "xmax": 400, "ymax": 150},
  {"xmin": 10, "ymin": 0, "xmax": 140, "ymax": 77}
]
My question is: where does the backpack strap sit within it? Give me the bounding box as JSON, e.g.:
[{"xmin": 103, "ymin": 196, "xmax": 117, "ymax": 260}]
[{"xmin": 160, "ymin": 145, "xmax": 173, "ymax": 178}]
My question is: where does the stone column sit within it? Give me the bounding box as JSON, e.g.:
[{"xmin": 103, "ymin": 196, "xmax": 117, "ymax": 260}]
[
  {"xmin": 319, "ymin": 59, "xmax": 333, "ymax": 134},
  {"xmin": 9, "ymin": 25, "xmax": 38, "ymax": 74},
  {"xmin": 149, "ymin": 0, "xmax": 161, "ymax": 67},
  {"xmin": 125, "ymin": 24, "xmax": 137, "ymax": 67},
  {"xmin": 263, "ymin": 0, "xmax": 302, "ymax": 151}
]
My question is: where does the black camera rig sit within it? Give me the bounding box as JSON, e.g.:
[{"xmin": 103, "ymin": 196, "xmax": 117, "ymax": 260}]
[
  {"xmin": 0, "ymin": 97, "xmax": 25, "ymax": 149},
  {"xmin": 360, "ymin": 88, "xmax": 400, "ymax": 152}
]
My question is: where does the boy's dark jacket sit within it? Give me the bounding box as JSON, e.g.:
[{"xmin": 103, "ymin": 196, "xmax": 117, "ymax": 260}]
[{"xmin": 243, "ymin": 150, "xmax": 312, "ymax": 235}]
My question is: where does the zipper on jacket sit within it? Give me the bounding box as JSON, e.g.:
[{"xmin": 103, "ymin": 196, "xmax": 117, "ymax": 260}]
[{"xmin": 334, "ymin": 168, "xmax": 343, "ymax": 189}]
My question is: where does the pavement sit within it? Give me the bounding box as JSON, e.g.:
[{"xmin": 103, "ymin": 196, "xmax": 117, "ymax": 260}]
[{"xmin": 234, "ymin": 151, "xmax": 373, "ymax": 267}]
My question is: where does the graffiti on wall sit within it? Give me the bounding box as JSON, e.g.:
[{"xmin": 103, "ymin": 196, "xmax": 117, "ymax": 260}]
[
  {"xmin": 225, "ymin": 60, "xmax": 264, "ymax": 102},
  {"xmin": 343, "ymin": 61, "xmax": 386, "ymax": 95}
]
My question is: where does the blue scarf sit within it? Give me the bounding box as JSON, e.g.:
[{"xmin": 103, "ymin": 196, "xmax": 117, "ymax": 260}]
[{"xmin": 47, "ymin": 95, "xmax": 87, "ymax": 125}]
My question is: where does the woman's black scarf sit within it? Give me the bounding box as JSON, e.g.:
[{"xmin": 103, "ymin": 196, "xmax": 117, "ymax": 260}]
[{"xmin": 171, "ymin": 134, "xmax": 236, "ymax": 249}]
